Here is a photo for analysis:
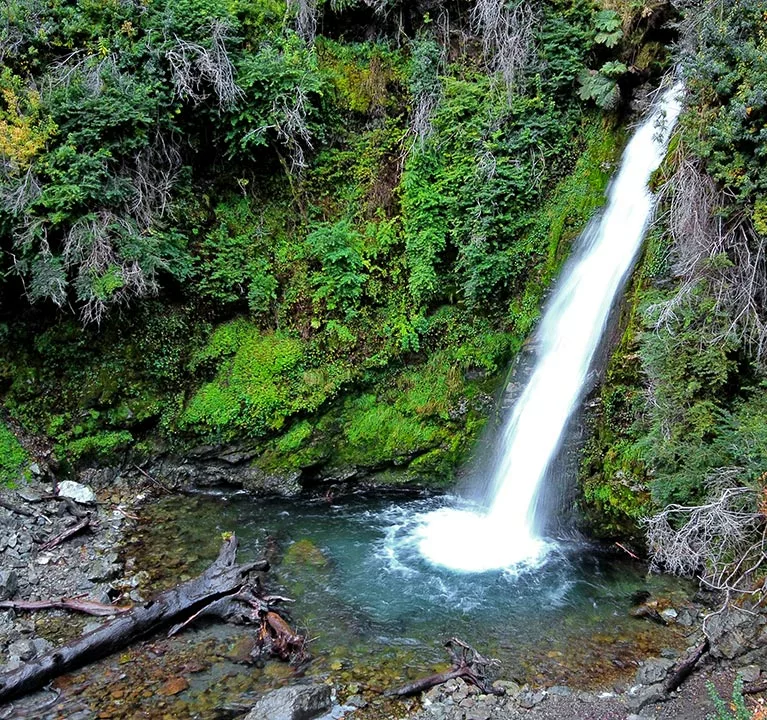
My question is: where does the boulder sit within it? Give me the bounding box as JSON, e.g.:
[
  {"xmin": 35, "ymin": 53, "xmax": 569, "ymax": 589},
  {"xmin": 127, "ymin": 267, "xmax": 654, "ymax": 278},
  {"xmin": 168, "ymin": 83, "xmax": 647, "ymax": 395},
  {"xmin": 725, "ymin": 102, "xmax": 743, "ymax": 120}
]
[
  {"xmin": 244, "ymin": 684, "xmax": 332, "ymax": 720},
  {"xmin": 706, "ymin": 607, "xmax": 767, "ymax": 660},
  {"xmin": 57, "ymin": 481, "xmax": 97, "ymax": 505},
  {"xmin": 625, "ymin": 683, "xmax": 666, "ymax": 712},
  {"xmin": 738, "ymin": 665, "xmax": 761, "ymax": 683},
  {"xmin": 635, "ymin": 657, "xmax": 674, "ymax": 685}
]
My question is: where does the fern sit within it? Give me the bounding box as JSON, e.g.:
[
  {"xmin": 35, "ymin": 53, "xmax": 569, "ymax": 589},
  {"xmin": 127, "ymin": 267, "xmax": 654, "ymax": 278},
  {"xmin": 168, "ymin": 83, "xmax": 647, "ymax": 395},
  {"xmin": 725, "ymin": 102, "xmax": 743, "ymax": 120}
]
[{"xmin": 706, "ymin": 676, "xmax": 752, "ymax": 720}]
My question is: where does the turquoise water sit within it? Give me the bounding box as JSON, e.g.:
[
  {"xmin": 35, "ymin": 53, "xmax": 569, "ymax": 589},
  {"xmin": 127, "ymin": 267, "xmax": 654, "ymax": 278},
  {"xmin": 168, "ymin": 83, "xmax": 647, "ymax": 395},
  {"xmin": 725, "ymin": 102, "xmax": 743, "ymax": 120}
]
[
  {"xmin": 21, "ymin": 491, "xmax": 693, "ymax": 720},
  {"xmin": 147, "ymin": 491, "xmax": 692, "ymax": 683}
]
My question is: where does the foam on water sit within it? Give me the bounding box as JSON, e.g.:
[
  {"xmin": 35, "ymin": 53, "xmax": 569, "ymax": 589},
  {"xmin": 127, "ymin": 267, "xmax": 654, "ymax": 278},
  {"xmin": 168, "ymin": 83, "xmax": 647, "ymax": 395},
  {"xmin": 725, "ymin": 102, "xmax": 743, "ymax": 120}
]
[{"xmin": 416, "ymin": 82, "xmax": 685, "ymax": 572}]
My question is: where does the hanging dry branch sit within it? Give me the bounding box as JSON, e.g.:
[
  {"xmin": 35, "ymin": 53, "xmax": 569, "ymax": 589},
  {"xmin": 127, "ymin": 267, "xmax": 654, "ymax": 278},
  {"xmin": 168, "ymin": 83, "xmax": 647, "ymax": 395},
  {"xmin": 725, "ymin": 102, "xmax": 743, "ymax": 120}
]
[
  {"xmin": 644, "ymin": 482, "xmax": 767, "ymax": 618},
  {"xmin": 287, "ymin": 0, "xmax": 318, "ymax": 44},
  {"xmin": 471, "ymin": 0, "xmax": 538, "ymax": 97},
  {"xmin": 650, "ymin": 149, "xmax": 767, "ymax": 361},
  {"xmin": 166, "ymin": 19, "xmax": 243, "ymax": 109}
]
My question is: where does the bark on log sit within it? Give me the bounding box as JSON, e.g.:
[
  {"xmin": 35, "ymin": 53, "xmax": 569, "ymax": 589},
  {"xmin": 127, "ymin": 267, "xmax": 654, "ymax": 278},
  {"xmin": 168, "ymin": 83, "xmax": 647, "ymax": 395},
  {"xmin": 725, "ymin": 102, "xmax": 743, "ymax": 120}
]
[
  {"xmin": 387, "ymin": 638, "xmax": 502, "ymax": 698},
  {"xmin": 0, "ymin": 598, "xmax": 130, "ymax": 617},
  {"xmin": 0, "ymin": 535, "xmax": 268, "ymax": 703},
  {"xmin": 663, "ymin": 639, "xmax": 709, "ymax": 694},
  {"xmin": 39, "ymin": 516, "xmax": 91, "ymax": 551}
]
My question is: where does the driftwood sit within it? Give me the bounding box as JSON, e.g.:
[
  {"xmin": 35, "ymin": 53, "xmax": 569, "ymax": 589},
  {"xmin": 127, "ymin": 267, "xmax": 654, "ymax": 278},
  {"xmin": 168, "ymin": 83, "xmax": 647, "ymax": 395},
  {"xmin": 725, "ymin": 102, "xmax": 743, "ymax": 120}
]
[
  {"xmin": 0, "ymin": 598, "xmax": 130, "ymax": 617},
  {"xmin": 387, "ymin": 638, "xmax": 502, "ymax": 697},
  {"xmin": 39, "ymin": 515, "xmax": 92, "ymax": 551},
  {"xmin": 745, "ymin": 677, "xmax": 767, "ymax": 695},
  {"xmin": 0, "ymin": 534, "xmax": 302, "ymax": 703},
  {"xmin": 0, "ymin": 498, "xmax": 35, "ymax": 518},
  {"xmin": 663, "ymin": 639, "xmax": 709, "ymax": 695}
]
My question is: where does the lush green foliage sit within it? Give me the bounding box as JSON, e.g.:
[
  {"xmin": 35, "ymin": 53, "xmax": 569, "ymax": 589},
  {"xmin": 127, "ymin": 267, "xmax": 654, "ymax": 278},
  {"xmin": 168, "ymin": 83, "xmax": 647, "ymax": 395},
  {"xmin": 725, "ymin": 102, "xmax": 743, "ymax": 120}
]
[
  {"xmin": 0, "ymin": 0, "xmax": 679, "ymax": 492},
  {"xmin": 0, "ymin": 422, "xmax": 28, "ymax": 486}
]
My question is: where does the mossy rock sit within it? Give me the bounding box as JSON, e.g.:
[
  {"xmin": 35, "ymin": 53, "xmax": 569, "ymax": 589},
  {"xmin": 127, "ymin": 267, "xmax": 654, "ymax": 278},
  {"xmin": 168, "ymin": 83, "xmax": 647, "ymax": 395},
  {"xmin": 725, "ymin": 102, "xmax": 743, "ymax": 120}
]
[{"xmin": 283, "ymin": 539, "xmax": 330, "ymax": 569}]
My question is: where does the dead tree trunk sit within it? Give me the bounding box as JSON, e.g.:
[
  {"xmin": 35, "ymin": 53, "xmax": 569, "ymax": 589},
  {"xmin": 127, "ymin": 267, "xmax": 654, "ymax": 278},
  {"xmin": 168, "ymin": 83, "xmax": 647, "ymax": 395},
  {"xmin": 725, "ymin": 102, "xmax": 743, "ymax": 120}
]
[
  {"xmin": 387, "ymin": 638, "xmax": 503, "ymax": 697},
  {"xmin": 0, "ymin": 535, "xmax": 279, "ymax": 703}
]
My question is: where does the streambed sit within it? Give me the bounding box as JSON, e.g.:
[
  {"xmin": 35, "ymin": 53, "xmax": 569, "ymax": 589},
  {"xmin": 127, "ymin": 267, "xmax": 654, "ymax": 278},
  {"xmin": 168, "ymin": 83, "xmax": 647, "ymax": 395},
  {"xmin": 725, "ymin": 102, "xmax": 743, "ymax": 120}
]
[{"xmin": 11, "ymin": 490, "xmax": 697, "ymax": 720}]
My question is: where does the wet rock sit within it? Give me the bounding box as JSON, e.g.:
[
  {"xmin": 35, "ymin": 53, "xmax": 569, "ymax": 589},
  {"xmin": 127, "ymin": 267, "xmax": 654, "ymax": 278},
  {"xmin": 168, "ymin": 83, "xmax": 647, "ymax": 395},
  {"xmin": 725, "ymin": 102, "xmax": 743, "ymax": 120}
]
[
  {"xmin": 492, "ymin": 680, "xmax": 521, "ymax": 697},
  {"xmin": 57, "ymin": 481, "xmax": 97, "ymax": 505},
  {"xmin": 660, "ymin": 608, "xmax": 678, "ymax": 623},
  {"xmin": 635, "ymin": 657, "xmax": 674, "ymax": 685},
  {"xmin": 0, "ymin": 570, "xmax": 18, "ymax": 600},
  {"xmin": 245, "ymin": 683, "xmax": 332, "ymax": 720},
  {"xmin": 738, "ymin": 665, "xmax": 761, "ymax": 683},
  {"xmin": 344, "ymin": 694, "xmax": 367, "ymax": 708}
]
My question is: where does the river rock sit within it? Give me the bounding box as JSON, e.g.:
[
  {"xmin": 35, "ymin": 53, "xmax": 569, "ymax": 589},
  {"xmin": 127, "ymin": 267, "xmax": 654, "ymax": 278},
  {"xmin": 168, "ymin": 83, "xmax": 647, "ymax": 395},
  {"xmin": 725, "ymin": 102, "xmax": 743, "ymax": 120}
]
[
  {"xmin": 625, "ymin": 683, "xmax": 666, "ymax": 711},
  {"xmin": 0, "ymin": 570, "xmax": 18, "ymax": 600},
  {"xmin": 57, "ymin": 481, "xmax": 97, "ymax": 504},
  {"xmin": 738, "ymin": 665, "xmax": 761, "ymax": 683},
  {"xmin": 244, "ymin": 684, "xmax": 332, "ymax": 720},
  {"xmin": 706, "ymin": 607, "xmax": 767, "ymax": 659},
  {"xmin": 635, "ymin": 658, "xmax": 674, "ymax": 685},
  {"xmin": 518, "ymin": 689, "xmax": 546, "ymax": 708},
  {"xmin": 660, "ymin": 608, "xmax": 678, "ymax": 623},
  {"xmin": 7, "ymin": 639, "xmax": 36, "ymax": 661}
]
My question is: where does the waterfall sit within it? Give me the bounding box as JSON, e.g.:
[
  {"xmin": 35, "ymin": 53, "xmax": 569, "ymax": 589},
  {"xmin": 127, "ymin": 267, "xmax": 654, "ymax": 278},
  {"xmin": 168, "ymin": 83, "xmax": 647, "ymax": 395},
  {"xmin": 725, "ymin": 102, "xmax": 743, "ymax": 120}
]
[{"xmin": 416, "ymin": 82, "xmax": 685, "ymax": 572}]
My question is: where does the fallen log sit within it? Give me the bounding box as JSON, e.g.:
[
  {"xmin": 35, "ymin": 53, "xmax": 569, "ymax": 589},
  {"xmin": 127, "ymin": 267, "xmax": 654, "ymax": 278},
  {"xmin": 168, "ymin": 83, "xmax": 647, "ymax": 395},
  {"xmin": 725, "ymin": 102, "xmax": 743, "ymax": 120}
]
[
  {"xmin": 744, "ymin": 678, "xmax": 767, "ymax": 695},
  {"xmin": 0, "ymin": 598, "xmax": 130, "ymax": 617},
  {"xmin": 0, "ymin": 534, "xmax": 278, "ymax": 703},
  {"xmin": 386, "ymin": 665, "xmax": 478, "ymax": 697},
  {"xmin": 387, "ymin": 638, "xmax": 502, "ymax": 698},
  {"xmin": 39, "ymin": 515, "xmax": 91, "ymax": 551},
  {"xmin": 663, "ymin": 639, "xmax": 709, "ymax": 694},
  {"xmin": 0, "ymin": 498, "xmax": 35, "ymax": 518}
]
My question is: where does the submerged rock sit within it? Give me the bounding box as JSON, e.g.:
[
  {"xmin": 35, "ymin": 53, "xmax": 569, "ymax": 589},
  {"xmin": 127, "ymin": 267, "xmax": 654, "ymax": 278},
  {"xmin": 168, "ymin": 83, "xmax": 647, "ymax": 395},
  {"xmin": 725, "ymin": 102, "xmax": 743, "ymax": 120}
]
[{"xmin": 245, "ymin": 684, "xmax": 332, "ymax": 720}]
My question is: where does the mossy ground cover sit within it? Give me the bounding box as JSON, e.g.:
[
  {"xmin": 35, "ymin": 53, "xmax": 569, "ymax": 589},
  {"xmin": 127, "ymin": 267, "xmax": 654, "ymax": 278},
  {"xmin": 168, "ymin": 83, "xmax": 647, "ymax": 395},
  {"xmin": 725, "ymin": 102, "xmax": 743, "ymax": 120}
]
[{"xmin": 0, "ymin": 422, "xmax": 29, "ymax": 487}]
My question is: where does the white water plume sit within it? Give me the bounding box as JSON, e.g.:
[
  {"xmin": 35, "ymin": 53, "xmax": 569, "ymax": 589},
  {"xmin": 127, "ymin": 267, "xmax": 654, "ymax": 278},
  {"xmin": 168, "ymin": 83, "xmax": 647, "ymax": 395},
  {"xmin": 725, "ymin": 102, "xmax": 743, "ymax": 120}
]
[{"xmin": 417, "ymin": 82, "xmax": 685, "ymax": 572}]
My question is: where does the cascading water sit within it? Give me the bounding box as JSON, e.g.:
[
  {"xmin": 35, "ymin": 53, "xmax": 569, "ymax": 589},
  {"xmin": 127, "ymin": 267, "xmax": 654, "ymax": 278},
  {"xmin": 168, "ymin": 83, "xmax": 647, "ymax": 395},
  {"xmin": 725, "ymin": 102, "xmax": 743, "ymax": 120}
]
[{"xmin": 415, "ymin": 81, "xmax": 685, "ymax": 573}]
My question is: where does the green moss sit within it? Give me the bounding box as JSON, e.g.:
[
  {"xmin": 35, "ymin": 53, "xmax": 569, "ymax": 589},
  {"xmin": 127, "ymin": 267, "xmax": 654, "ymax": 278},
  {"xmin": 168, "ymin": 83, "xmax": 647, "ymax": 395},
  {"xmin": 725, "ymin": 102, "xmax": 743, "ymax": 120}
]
[
  {"xmin": 181, "ymin": 320, "xmax": 353, "ymax": 441},
  {"xmin": 339, "ymin": 394, "xmax": 440, "ymax": 464},
  {"xmin": 0, "ymin": 423, "xmax": 29, "ymax": 487},
  {"xmin": 507, "ymin": 114, "xmax": 624, "ymax": 347},
  {"xmin": 283, "ymin": 538, "xmax": 330, "ymax": 569},
  {"xmin": 61, "ymin": 430, "xmax": 134, "ymax": 464}
]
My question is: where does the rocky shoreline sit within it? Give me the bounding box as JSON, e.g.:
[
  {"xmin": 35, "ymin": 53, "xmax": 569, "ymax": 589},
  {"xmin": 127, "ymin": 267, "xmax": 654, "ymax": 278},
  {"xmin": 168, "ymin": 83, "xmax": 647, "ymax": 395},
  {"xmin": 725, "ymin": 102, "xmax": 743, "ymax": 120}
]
[{"xmin": 1, "ymin": 473, "xmax": 766, "ymax": 720}]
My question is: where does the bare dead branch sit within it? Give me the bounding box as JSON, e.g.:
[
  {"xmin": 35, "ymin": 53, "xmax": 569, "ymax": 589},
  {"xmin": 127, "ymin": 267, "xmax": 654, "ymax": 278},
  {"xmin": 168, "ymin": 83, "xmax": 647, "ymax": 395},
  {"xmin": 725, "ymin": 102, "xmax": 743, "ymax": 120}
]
[
  {"xmin": 471, "ymin": 0, "xmax": 538, "ymax": 98},
  {"xmin": 644, "ymin": 482, "xmax": 766, "ymax": 628},
  {"xmin": 287, "ymin": 0, "xmax": 317, "ymax": 44},
  {"xmin": 166, "ymin": 19, "xmax": 243, "ymax": 109}
]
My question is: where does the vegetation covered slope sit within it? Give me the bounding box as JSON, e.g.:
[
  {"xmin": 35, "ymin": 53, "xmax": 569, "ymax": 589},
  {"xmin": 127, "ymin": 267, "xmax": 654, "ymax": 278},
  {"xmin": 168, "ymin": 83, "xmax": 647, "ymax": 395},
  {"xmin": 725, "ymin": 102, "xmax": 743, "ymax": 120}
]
[{"xmin": 0, "ymin": 0, "xmax": 668, "ymax": 487}]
